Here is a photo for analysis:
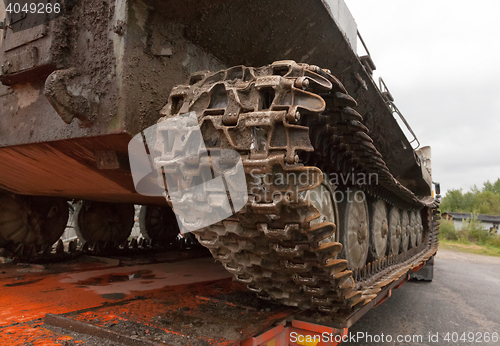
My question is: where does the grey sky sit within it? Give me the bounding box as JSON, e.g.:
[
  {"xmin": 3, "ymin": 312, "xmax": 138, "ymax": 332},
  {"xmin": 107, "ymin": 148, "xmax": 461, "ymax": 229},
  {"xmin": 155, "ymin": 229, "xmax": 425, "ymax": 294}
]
[{"xmin": 344, "ymin": 0, "xmax": 500, "ymax": 194}]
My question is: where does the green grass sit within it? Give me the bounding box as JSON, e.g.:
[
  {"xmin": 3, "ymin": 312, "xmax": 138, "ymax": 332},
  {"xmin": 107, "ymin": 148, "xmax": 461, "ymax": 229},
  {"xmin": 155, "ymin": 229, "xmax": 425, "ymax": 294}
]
[
  {"xmin": 439, "ymin": 239, "xmax": 500, "ymax": 257},
  {"xmin": 438, "ymin": 218, "xmax": 500, "ymax": 257}
]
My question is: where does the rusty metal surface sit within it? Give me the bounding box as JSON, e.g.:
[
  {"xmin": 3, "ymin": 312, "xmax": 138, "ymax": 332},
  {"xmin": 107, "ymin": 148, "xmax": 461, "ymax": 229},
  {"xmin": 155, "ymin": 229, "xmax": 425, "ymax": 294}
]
[
  {"xmin": 0, "ymin": 133, "xmax": 167, "ymax": 204},
  {"xmin": 0, "ymin": 247, "xmax": 438, "ymax": 345},
  {"xmin": 0, "ymin": 254, "xmax": 258, "ymax": 345},
  {"xmin": 55, "ymin": 283, "xmax": 297, "ymax": 346},
  {"xmin": 45, "ymin": 313, "xmax": 169, "ymax": 346},
  {"xmin": 0, "ymin": 256, "xmax": 295, "ymax": 345},
  {"xmin": 155, "ymin": 61, "xmax": 440, "ymax": 313}
]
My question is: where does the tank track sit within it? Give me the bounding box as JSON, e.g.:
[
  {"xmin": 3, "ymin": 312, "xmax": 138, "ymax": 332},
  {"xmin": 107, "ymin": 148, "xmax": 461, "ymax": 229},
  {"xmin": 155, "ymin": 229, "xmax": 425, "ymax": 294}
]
[
  {"xmin": 156, "ymin": 61, "xmax": 439, "ymax": 313},
  {"xmin": 0, "ymin": 199, "xmax": 198, "ymax": 263},
  {"xmin": 0, "ymin": 230, "xmax": 201, "ymax": 263},
  {"xmin": 0, "ymin": 235, "xmax": 202, "ymax": 263}
]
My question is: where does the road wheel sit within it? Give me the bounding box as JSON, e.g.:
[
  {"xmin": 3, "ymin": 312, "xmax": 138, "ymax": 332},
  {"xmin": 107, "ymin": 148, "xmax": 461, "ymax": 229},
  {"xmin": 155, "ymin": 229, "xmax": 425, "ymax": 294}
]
[
  {"xmin": 388, "ymin": 206, "xmax": 401, "ymax": 255},
  {"xmin": 139, "ymin": 205, "xmax": 180, "ymax": 245},
  {"xmin": 0, "ymin": 194, "xmax": 68, "ymax": 248},
  {"xmin": 74, "ymin": 201, "xmax": 134, "ymax": 244},
  {"xmin": 410, "ymin": 210, "xmax": 422, "ymax": 248},
  {"xmin": 400, "ymin": 210, "xmax": 410, "ymax": 253},
  {"xmin": 368, "ymin": 199, "xmax": 388, "ymax": 260},
  {"xmin": 338, "ymin": 190, "xmax": 369, "ymax": 270},
  {"xmin": 415, "ymin": 210, "xmax": 423, "ymax": 246},
  {"xmin": 30, "ymin": 196, "xmax": 70, "ymax": 246},
  {"xmin": 409, "ymin": 210, "xmax": 416, "ymax": 248}
]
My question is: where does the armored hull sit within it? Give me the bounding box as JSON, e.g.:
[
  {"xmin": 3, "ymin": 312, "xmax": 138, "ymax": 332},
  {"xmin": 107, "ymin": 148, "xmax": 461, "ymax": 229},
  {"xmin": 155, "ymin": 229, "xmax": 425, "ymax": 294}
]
[{"xmin": 0, "ymin": 0, "xmax": 438, "ymax": 312}]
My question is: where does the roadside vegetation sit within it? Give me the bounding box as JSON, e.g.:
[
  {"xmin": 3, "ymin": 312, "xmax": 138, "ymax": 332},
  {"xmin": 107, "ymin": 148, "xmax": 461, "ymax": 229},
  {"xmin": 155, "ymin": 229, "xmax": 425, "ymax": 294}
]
[
  {"xmin": 439, "ymin": 218, "xmax": 500, "ymax": 257},
  {"xmin": 438, "ymin": 241, "xmax": 500, "ymax": 257},
  {"xmin": 440, "ymin": 178, "xmax": 500, "ymax": 215},
  {"xmin": 439, "ymin": 216, "xmax": 500, "ymax": 246},
  {"xmin": 439, "ymin": 178, "xmax": 500, "ymax": 257}
]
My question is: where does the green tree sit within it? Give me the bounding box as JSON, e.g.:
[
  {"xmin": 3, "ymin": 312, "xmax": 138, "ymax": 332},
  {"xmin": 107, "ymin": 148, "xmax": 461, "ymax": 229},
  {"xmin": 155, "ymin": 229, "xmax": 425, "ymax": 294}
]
[
  {"xmin": 441, "ymin": 178, "xmax": 500, "ymax": 216},
  {"xmin": 440, "ymin": 189, "xmax": 465, "ymax": 212},
  {"xmin": 483, "ymin": 178, "xmax": 500, "ymax": 194}
]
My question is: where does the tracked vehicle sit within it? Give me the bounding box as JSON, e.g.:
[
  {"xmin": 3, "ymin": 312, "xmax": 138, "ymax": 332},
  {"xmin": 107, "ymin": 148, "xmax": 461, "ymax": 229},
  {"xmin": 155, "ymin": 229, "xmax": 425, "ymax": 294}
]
[{"xmin": 0, "ymin": 0, "xmax": 439, "ymax": 316}]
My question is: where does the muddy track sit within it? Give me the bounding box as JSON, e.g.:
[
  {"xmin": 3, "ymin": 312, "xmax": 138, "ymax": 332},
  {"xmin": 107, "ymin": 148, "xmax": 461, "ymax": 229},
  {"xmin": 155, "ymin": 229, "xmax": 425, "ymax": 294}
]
[{"xmin": 156, "ymin": 61, "xmax": 439, "ymax": 312}]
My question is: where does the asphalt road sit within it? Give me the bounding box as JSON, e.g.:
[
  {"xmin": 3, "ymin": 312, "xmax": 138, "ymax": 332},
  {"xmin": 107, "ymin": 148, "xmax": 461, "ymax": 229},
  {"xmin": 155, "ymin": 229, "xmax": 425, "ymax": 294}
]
[{"xmin": 344, "ymin": 249, "xmax": 500, "ymax": 346}]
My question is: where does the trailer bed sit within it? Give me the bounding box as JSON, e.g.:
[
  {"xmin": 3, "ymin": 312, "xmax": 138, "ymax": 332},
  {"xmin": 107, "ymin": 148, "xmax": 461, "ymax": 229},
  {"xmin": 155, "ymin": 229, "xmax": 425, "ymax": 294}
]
[{"xmin": 0, "ymin": 248, "xmax": 436, "ymax": 345}]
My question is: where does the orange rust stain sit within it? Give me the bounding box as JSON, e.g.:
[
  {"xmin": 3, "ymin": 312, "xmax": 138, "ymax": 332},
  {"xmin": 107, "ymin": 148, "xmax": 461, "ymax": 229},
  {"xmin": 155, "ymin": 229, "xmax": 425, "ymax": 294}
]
[
  {"xmin": 0, "ymin": 322, "xmax": 83, "ymax": 346},
  {"xmin": 0, "ymin": 273, "xmax": 120, "ymax": 326},
  {"xmin": 0, "ymin": 258, "xmax": 242, "ymax": 345},
  {"xmin": 68, "ymin": 279, "xmax": 282, "ymax": 346},
  {"xmin": 73, "ymin": 311, "xmax": 121, "ymax": 328}
]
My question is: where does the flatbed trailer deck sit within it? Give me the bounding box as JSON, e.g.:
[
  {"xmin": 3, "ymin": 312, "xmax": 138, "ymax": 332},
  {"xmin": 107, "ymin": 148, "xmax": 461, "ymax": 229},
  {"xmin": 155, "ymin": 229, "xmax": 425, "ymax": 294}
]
[{"xmin": 0, "ymin": 246, "xmax": 436, "ymax": 346}]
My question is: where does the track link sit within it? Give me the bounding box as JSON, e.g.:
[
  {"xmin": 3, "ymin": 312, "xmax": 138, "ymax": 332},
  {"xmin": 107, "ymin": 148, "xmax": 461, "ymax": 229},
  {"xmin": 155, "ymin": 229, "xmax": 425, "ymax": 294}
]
[{"xmin": 156, "ymin": 61, "xmax": 439, "ymax": 312}]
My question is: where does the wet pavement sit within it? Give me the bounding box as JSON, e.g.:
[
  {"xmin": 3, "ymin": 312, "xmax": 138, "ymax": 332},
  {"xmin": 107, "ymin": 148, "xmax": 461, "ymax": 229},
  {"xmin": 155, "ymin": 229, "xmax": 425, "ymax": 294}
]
[
  {"xmin": 0, "ymin": 253, "xmax": 237, "ymax": 345},
  {"xmin": 0, "ymin": 252, "xmax": 297, "ymax": 346}
]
